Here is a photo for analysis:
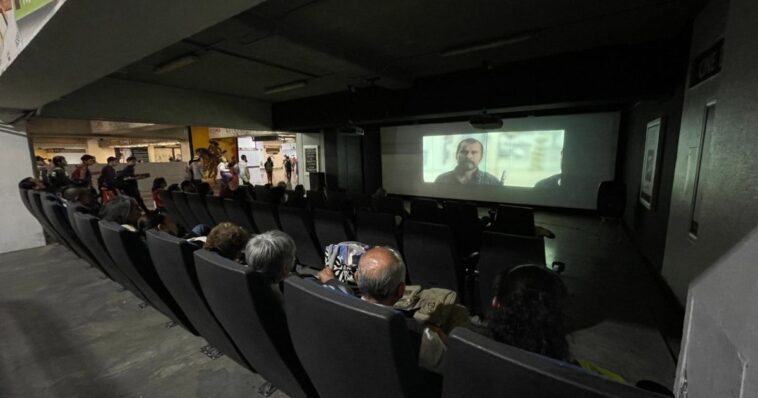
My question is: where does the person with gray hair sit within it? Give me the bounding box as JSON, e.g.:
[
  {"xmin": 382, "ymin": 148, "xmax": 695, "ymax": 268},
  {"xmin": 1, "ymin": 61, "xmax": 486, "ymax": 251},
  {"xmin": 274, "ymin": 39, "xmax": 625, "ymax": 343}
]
[{"xmin": 244, "ymin": 230, "xmax": 297, "ymax": 284}]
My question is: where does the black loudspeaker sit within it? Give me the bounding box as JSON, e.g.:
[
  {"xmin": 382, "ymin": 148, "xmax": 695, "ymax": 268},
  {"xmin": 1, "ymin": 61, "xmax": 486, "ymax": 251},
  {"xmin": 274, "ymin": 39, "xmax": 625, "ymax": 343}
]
[{"xmin": 309, "ymin": 172, "xmax": 326, "ymax": 191}]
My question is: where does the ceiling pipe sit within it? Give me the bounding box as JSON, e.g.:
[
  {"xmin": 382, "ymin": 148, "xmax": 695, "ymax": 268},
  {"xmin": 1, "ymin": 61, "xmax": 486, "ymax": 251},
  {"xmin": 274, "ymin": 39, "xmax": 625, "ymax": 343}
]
[
  {"xmin": 439, "ymin": 32, "xmax": 535, "ymax": 57},
  {"xmin": 264, "ymin": 80, "xmax": 308, "ymax": 95},
  {"xmin": 153, "ymin": 55, "xmax": 200, "ymax": 74}
]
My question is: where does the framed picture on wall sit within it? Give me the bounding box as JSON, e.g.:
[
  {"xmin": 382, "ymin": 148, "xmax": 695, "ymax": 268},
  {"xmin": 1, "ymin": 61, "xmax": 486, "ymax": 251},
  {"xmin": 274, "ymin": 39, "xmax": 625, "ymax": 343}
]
[{"xmin": 639, "ymin": 118, "xmax": 662, "ymax": 209}]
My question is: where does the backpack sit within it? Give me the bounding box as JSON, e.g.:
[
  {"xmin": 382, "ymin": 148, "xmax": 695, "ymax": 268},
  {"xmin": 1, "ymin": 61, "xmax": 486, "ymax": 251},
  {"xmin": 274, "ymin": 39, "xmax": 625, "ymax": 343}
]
[{"xmin": 324, "ymin": 241, "xmax": 370, "ymax": 283}]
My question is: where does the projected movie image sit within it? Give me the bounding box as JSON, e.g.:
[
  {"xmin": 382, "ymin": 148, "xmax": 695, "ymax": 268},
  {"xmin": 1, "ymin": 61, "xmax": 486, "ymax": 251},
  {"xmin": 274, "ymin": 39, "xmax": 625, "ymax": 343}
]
[{"xmin": 423, "ymin": 131, "xmax": 564, "ymax": 188}]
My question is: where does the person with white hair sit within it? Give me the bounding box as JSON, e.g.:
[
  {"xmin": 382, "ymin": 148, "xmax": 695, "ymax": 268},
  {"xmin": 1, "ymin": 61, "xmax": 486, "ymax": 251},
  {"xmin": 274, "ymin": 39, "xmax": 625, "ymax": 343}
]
[{"xmin": 244, "ymin": 230, "xmax": 297, "ymax": 284}]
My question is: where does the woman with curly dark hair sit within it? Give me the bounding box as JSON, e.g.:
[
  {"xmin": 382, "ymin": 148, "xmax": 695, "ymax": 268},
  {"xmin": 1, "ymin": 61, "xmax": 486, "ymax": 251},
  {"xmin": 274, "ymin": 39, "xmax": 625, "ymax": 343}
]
[
  {"xmin": 487, "ymin": 265, "xmax": 675, "ymax": 395},
  {"xmin": 488, "ymin": 264, "xmax": 570, "ymax": 361}
]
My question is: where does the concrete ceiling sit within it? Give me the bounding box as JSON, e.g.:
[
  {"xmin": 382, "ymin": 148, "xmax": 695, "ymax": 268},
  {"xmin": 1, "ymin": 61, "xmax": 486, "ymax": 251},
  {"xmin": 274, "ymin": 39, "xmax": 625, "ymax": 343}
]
[
  {"xmin": 112, "ymin": 0, "xmax": 707, "ymax": 103},
  {"xmin": 0, "ymin": 0, "xmax": 707, "ymax": 117}
]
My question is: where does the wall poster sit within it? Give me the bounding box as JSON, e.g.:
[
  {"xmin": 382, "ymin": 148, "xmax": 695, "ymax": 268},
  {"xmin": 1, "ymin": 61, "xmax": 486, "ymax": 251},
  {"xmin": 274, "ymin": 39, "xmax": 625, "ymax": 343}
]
[
  {"xmin": 640, "ymin": 118, "xmax": 662, "ymax": 210},
  {"xmin": 303, "ymin": 145, "xmax": 319, "ymax": 175}
]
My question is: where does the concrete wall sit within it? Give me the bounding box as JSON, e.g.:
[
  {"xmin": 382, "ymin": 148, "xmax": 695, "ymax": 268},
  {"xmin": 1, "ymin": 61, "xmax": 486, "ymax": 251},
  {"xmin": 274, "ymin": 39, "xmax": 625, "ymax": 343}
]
[
  {"xmin": 663, "ymin": 0, "xmax": 729, "ymax": 304},
  {"xmin": 0, "ymin": 123, "xmax": 45, "ymax": 253},
  {"xmin": 41, "ymin": 78, "xmax": 272, "ymax": 131},
  {"xmin": 670, "ymin": 0, "xmax": 758, "ymax": 396},
  {"xmin": 620, "ymin": 89, "xmax": 685, "ymax": 270}
]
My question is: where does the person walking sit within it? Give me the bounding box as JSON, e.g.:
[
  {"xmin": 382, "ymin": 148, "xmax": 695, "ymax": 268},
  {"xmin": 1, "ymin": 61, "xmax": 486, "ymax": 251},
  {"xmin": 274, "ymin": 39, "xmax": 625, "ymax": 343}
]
[{"xmin": 264, "ymin": 156, "xmax": 274, "ymax": 184}]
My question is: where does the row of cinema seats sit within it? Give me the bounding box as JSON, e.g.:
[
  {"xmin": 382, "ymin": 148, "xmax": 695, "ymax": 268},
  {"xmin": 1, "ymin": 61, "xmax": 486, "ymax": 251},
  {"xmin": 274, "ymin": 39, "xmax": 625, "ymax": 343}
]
[
  {"xmin": 161, "ymin": 189, "xmax": 546, "ymax": 315},
  {"xmin": 18, "ymin": 187, "xmax": 665, "ymax": 398}
]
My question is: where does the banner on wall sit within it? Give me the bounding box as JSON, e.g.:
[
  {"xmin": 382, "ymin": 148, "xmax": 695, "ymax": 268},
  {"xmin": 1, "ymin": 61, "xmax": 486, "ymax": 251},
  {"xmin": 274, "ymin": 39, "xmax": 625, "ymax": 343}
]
[
  {"xmin": 13, "ymin": 0, "xmax": 55, "ymax": 21},
  {"xmin": 0, "ymin": 2, "xmax": 21, "ymax": 74}
]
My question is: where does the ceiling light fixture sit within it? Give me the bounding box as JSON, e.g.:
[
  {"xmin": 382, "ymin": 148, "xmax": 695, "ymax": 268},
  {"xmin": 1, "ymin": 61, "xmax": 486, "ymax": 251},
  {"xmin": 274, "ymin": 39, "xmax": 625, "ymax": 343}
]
[
  {"xmin": 153, "ymin": 55, "xmax": 200, "ymax": 74},
  {"xmin": 264, "ymin": 80, "xmax": 308, "ymax": 95},
  {"xmin": 439, "ymin": 32, "xmax": 534, "ymax": 57}
]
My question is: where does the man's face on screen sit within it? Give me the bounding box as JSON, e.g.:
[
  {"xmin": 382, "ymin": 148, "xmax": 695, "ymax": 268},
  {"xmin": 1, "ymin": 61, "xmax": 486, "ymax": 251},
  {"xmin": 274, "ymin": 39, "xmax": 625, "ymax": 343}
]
[{"xmin": 456, "ymin": 141, "xmax": 483, "ymax": 171}]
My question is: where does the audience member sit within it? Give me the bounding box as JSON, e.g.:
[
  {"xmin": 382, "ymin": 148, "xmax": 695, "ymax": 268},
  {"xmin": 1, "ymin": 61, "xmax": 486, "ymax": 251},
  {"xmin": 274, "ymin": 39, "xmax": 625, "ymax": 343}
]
[
  {"xmin": 488, "ymin": 265, "xmax": 627, "ymax": 382},
  {"xmin": 18, "ymin": 177, "xmax": 46, "ymax": 191},
  {"xmin": 203, "ymin": 222, "xmax": 250, "ymax": 262},
  {"xmin": 61, "ymin": 186, "xmax": 100, "ymax": 213},
  {"xmin": 48, "ymin": 156, "xmax": 71, "ymax": 193},
  {"xmin": 317, "ymin": 246, "xmax": 448, "ymax": 372},
  {"xmin": 244, "ymin": 230, "xmax": 296, "ymax": 284},
  {"xmin": 180, "ymin": 180, "xmax": 197, "ymax": 193},
  {"xmin": 98, "ymin": 194, "xmax": 142, "ymax": 229},
  {"xmin": 137, "ymin": 211, "xmax": 179, "ymax": 237},
  {"xmin": 151, "ymin": 177, "xmax": 167, "ymax": 210}
]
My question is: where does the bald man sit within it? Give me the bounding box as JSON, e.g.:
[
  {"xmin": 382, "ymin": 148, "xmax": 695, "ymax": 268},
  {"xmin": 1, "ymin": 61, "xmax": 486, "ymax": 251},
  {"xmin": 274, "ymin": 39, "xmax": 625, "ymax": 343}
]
[
  {"xmin": 316, "ymin": 246, "xmax": 447, "ymax": 373},
  {"xmin": 317, "ymin": 246, "xmax": 406, "ymax": 306}
]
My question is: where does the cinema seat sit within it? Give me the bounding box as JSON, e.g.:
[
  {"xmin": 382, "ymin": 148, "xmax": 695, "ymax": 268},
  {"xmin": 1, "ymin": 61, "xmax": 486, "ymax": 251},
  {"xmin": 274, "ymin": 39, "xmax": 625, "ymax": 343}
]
[
  {"xmin": 491, "ymin": 204, "xmax": 536, "ymax": 236},
  {"xmin": 195, "ymin": 250, "xmax": 316, "ymax": 398},
  {"xmin": 410, "ymin": 198, "xmax": 441, "ymax": 223},
  {"xmin": 355, "ymin": 210, "xmax": 401, "ymax": 251},
  {"xmin": 171, "ymin": 191, "xmax": 200, "ymax": 229},
  {"xmin": 249, "ymin": 200, "xmax": 280, "ymax": 233},
  {"xmin": 443, "ymin": 328, "xmax": 668, "ymax": 398},
  {"xmin": 185, "ymin": 192, "xmax": 215, "ymax": 227},
  {"xmin": 158, "ymin": 189, "xmax": 189, "ymax": 230},
  {"xmin": 477, "ymin": 231, "xmax": 546, "ymax": 317},
  {"xmin": 145, "ymin": 231, "xmax": 250, "ymax": 370},
  {"xmin": 403, "ymin": 220, "xmax": 462, "ymax": 295},
  {"xmin": 205, "ymin": 196, "xmax": 231, "ymax": 225},
  {"xmin": 284, "ymin": 276, "xmax": 439, "ymax": 398},
  {"xmin": 99, "ymin": 221, "xmax": 197, "ymax": 335},
  {"xmin": 42, "ymin": 198, "xmax": 102, "ymax": 272},
  {"xmin": 73, "ymin": 212, "xmax": 147, "ymax": 302},
  {"xmin": 313, "ymin": 208, "xmax": 354, "ymax": 248},
  {"xmin": 277, "ymin": 206, "xmax": 323, "ymax": 269},
  {"xmin": 222, "ymin": 199, "xmax": 257, "ymax": 234}
]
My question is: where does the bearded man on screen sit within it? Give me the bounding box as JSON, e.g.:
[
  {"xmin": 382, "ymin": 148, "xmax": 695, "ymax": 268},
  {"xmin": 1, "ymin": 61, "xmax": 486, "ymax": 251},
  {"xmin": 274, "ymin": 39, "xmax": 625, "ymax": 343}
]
[{"xmin": 434, "ymin": 138, "xmax": 501, "ymax": 185}]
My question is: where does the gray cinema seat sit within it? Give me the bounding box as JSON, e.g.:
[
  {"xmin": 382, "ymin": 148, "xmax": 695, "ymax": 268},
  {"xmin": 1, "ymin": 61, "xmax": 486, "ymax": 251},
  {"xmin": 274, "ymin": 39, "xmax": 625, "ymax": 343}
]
[
  {"xmin": 277, "ymin": 206, "xmax": 324, "ymax": 269},
  {"xmin": 186, "ymin": 192, "xmax": 215, "ymax": 227},
  {"xmin": 442, "ymin": 328, "xmax": 668, "ymax": 398},
  {"xmin": 171, "ymin": 191, "xmax": 200, "ymax": 229},
  {"xmin": 73, "ymin": 212, "xmax": 147, "ymax": 302},
  {"xmin": 283, "ymin": 276, "xmax": 438, "ymax": 398},
  {"xmin": 145, "ymin": 230, "xmax": 250, "ymax": 370},
  {"xmin": 402, "ymin": 220, "xmax": 461, "ymax": 295},
  {"xmin": 205, "ymin": 196, "xmax": 231, "ymax": 225},
  {"xmin": 194, "ymin": 250, "xmax": 316, "ymax": 398},
  {"xmin": 99, "ymin": 221, "xmax": 197, "ymax": 335},
  {"xmin": 249, "ymin": 200, "xmax": 280, "ymax": 233},
  {"xmin": 223, "ymin": 199, "xmax": 257, "ymax": 234},
  {"xmin": 477, "ymin": 231, "xmax": 546, "ymax": 318}
]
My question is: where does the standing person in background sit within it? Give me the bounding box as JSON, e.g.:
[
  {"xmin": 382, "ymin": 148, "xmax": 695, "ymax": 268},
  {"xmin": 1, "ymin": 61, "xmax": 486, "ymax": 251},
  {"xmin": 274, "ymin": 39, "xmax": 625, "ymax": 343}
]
[
  {"xmin": 151, "ymin": 177, "xmax": 167, "ymax": 210},
  {"xmin": 189, "ymin": 148, "xmax": 206, "ymax": 188},
  {"xmin": 71, "ymin": 154, "xmax": 96, "ymax": 189},
  {"xmin": 238, "ymin": 154, "xmax": 251, "ymax": 186},
  {"xmin": 283, "ymin": 155, "xmax": 293, "ymax": 185},
  {"xmin": 264, "ymin": 156, "xmax": 274, "ymax": 184},
  {"xmin": 117, "ymin": 156, "xmax": 147, "ymax": 211},
  {"xmin": 48, "ymin": 156, "xmax": 71, "ymax": 193},
  {"xmin": 215, "ymin": 157, "xmax": 229, "ymax": 194},
  {"xmin": 291, "ymin": 155, "xmax": 298, "ymax": 183},
  {"xmin": 35, "ymin": 156, "xmax": 49, "ymax": 185},
  {"xmin": 98, "ymin": 156, "xmax": 119, "ymax": 204}
]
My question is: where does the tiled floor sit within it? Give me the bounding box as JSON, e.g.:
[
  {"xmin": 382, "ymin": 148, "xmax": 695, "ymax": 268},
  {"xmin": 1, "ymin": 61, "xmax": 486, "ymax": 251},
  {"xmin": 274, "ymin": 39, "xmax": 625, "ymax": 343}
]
[{"xmin": 0, "ymin": 212, "xmax": 682, "ymax": 396}]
